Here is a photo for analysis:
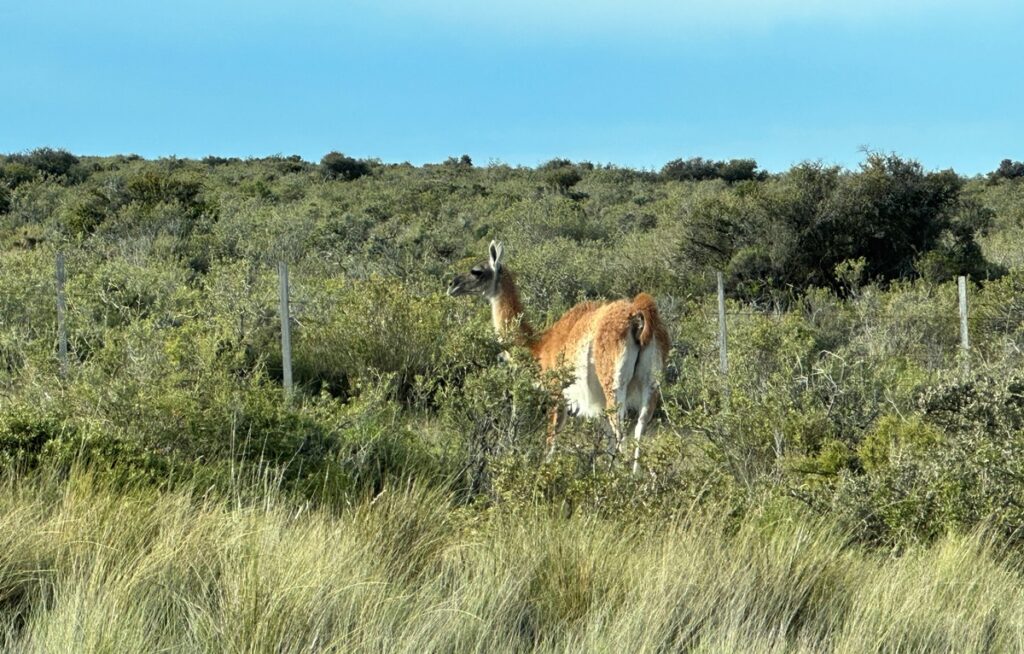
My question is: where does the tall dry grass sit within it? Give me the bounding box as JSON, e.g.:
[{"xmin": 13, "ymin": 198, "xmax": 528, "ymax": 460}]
[{"xmin": 1, "ymin": 469, "xmax": 1022, "ymax": 652}]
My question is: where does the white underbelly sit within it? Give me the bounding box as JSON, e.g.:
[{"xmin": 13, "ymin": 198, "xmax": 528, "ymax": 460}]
[{"xmin": 561, "ymin": 342, "xmax": 605, "ymax": 417}]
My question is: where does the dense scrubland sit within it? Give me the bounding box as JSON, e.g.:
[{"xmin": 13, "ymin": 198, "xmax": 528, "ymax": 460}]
[{"xmin": 3, "ymin": 148, "xmax": 1024, "ymax": 650}]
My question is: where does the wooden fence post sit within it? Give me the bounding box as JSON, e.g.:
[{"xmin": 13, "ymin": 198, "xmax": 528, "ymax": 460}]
[
  {"xmin": 278, "ymin": 261, "xmax": 293, "ymax": 399},
  {"xmin": 56, "ymin": 252, "xmax": 68, "ymax": 380},
  {"xmin": 717, "ymin": 272, "xmax": 728, "ymax": 376},
  {"xmin": 958, "ymin": 275, "xmax": 970, "ymax": 375},
  {"xmin": 716, "ymin": 272, "xmax": 729, "ymax": 401}
]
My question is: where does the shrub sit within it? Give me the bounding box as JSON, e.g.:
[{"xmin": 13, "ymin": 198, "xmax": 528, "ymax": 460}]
[
  {"xmin": 661, "ymin": 157, "xmax": 720, "ymax": 182},
  {"xmin": 0, "ymin": 161, "xmax": 38, "ymax": 188},
  {"xmin": 4, "ymin": 149, "xmax": 1024, "ymax": 549},
  {"xmin": 0, "ymin": 400, "xmax": 67, "ymax": 468},
  {"xmin": 202, "ymin": 155, "xmax": 237, "ymax": 166},
  {"xmin": 67, "ymin": 170, "xmax": 217, "ymax": 260},
  {"xmin": 320, "ymin": 151, "xmax": 371, "ymax": 181},
  {"xmin": 857, "ymin": 414, "xmax": 943, "ymax": 474},
  {"xmin": 539, "ymin": 159, "xmax": 583, "ymax": 193},
  {"xmin": 438, "ymin": 349, "xmax": 553, "ymax": 498},
  {"xmin": 661, "ymin": 157, "xmax": 763, "ymax": 183},
  {"xmin": 820, "ymin": 154, "xmax": 963, "ymax": 281},
  {"xmin": 125, "ymin": 170, "xmax": 205, "ymax": 211},
  {"xmin": 682, "ymin": 155, "xmax": 997, "ymax": 299},
  {"xmin": 991, "ymin": 159, "xmax": 1024, "ymax": 181},
  {"xmin": 68, "ymin": 187, "xmax": 115, "ymax": 235},
  {"xmin": 291, "ymin": 276, "xmax": 501, "ymax": 404},
  {"xmin": 971, "ymin": 269, "xmax": 1024, "ymax": 355},
  {"xmin": 824, "ymin": 374, "xmax": 1024, "ymax": 546},
  {"xmin": 9, "ymin": 147, "xmax": 80, "ymax": 179},
  {"xmin": 442, "ymin": 154, "xmax": 473, "ymax": 167},
  {"xmin": 717, "ymin": 158, "xmax": 763, "ymax": 183}
]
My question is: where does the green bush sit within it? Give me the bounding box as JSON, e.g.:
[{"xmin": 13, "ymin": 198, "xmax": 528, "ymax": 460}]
[
  {"xmin": 819, "ymin": 373, "xmax": 1024, "ymax": 546},
  {"xmin": 539, "ymin": 159, "xmax": 583, "ymax": 193},
  {"xmin": 682, "ymin": 155, "xmax": 998, "ymax": 299},
  {"xmin": 68, "ymin": 187, "xmax": 114, "ymax": 235},
  {"xmin": 3, "ymin": 148, "xmax": 1024, "ymax": 551},
  {"xmin": 7, "ymin": 147, "xmax": 81, "ymax": 180},
  {"xmin": 0, "ymin": 161, "xmax": 38, "ymax": 188},
  {"xmin": 991, "ymin": 158, "xmax": 1024, "ymax": 180},
  {"xmin": 0, "ymin": 400, "xmax": 67, "ymax": 468},
  {"xmin": 320, "ymin": 151, "xmax": 371, "ymax": 181},
  {"xmin": 661, "ymin": 157, "xmax": 763, "ymax": 183},
  {"xmin": 437, "ymin": 349, "xmax": 553, "ymax": 498},
  {"xmin": 293, "ymin": 276, "xmax": 499, "ymax": 403},
  {"xmin": 857, "ymin": 414, "xmax": 944, "ymax": 474}
]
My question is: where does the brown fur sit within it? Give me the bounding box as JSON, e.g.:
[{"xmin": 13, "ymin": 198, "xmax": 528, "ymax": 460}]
[
  {"xmin": 493, "ymin": 281, "xmax": 669, "ymax": 432},
  {"xmin": 529, "ymin": 301, "xmax": 602, "ymax": 370},
  {"xmin": 491, "ymin": 272, "xmax": 534, "ymax": 345},
  {"xmin": 592, "ymin": 301, "xmax": 631, "ymax": 408},
  {"xmin": 629, "ymin": 292, "xmax": 670, "ymax": 357}
]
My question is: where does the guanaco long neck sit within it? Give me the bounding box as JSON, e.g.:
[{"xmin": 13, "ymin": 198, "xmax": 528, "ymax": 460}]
[{"xmin": 490, "ymin": 271, "xmax": 534, "ymax": 346}]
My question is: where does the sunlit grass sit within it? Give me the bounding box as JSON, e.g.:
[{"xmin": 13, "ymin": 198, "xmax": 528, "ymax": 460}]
[{"xmin": 1, "ymin": 469, "xmax": 1022, "ymax": 652}]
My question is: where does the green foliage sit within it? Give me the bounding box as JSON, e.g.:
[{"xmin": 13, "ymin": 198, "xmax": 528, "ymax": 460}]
[
  {"xmin": 0, "ymin": 161, "xmax": 38, "ymax": 188},
  {"xmin": 817, "ymin": 373, "xmax": 1024, "ymax": 547},
  {"xmin": 320, "ymin": 151, "xmax": 371, "ymax": 181},
  {"xmin": 991, "ymin": 158, "xmax": 1024, "ymax": 180},
  {"xmin": 0, "ymin": 400, "xmax": 67, "ymax": 468},
  {"xmin": 539, "ymin": 158, "xmax": 583, "ymax": 193},
  {"xmin": 7, "ymin": 147, "xmax": 1024, "ymax": 649},
  {"xmin": 64, "ymin": 168, "xmax": 215, "ymax": 257},
  {"xmin": 5, "ymin": 147, "xmax": 82, "ymax": 180},
  {"xmin": 441, "ymin": 154, "xmax": 473, "ymax": 167},
  {"xmin": 970, "ymin": 268, "xmax": 1024, "ymax": 355},
  {"xmin": 438, "ymin": 349, "xmax": 553, "ymax": 497},
  {"xmin": 2, "ymin": 147, "xmax": 1024, "ymax": 553},
  {"xmin": 294, "ymin": 276, "xmax": 499, "ymax": 402},
  {"xmin": 661, "ymin": 156, "xmax": 763, "ymax": 183},
  {"xmin": 67, "ymin": 187, "xmax": 112, "ymax": 235},
  {"xmin": 682, "ymin": 155, "xmax": 998, "ymax": 299},
  {"xmin": 857, "ymin": 414, "xmax": 943, "ymax": 473},
  {"xmin": 201, "ymin": 155, "xmax": 238, "ymax": 166},
  {"xmin": 824, "ymin": 155, "xmax": 966, "ymax": 281}
]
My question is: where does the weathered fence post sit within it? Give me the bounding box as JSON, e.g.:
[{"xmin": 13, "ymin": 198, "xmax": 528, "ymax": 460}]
[
  {"xmin": 716, "ymin": 271, "xmax": 729, "ymax": 399},
  {"xmin": 278, "ymin": 261, "xmax": 293, "ymax": 400},
  {"xmin": 958, "ymin": 275, "xmax": 970, "ymax": 375},
  {"xmin": 716, "ymin": 272, "xmax": 728, "ymax": 375},
  {"xmin": 55, "ymin": 251, "xmax": 68, "ymax": 380}
]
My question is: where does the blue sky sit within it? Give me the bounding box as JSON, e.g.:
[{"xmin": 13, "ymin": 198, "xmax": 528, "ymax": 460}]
[{"xmin": 1, "ymin": 0, "xmax": 1021, "ymax": 174}]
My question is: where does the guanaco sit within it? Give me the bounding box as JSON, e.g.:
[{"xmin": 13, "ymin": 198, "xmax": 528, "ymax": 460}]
[{"xmin": 447, "ymin": 240, "xmax": 669, "ymax": 472}]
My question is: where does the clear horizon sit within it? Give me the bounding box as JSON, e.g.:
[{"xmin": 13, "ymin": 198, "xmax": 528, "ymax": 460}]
[{"xmin": 2, "ymin": 1, "xmax": 1022, "ymax": 175}]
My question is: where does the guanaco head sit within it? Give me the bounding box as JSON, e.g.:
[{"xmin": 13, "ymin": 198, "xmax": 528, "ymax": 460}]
[{"xmin": 447, "ymin": 240, "xmax": 504, "ymax": 299}]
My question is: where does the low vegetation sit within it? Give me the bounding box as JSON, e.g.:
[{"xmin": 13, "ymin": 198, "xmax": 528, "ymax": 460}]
[
  {"xmin": 3, "ymin": 470, "xmax": 1023, "ymax": 652},
  {"xmin": 2, "ymin": 148, "xmax": 1024, "ymax": 649}
]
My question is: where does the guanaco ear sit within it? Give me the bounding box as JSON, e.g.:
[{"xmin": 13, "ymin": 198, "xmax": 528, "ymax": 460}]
[{"xmin": 489, "ymin": 240, "xmax": 505, "ymax": 270}]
